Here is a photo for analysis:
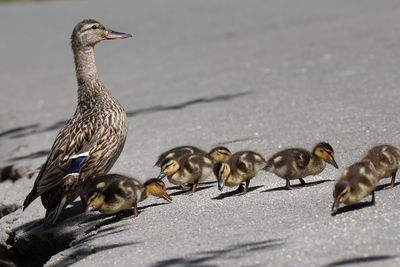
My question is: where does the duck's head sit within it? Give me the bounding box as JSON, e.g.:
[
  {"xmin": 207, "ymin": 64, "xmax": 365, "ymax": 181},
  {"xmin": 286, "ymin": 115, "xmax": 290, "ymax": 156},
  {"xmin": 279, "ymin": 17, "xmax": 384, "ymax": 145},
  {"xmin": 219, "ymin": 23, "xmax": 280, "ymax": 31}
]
[
  {"xmin": 143, "ymin": 179, "xmax": 173, "ymax": 202},
  {"xmin": 85, "ymin": 191, "xmax": 106, "ymax": 214},
  {"xmin": 71, "ymin": 19, "xmax": 132, "ymax": 48},
  {"xmin": 313, "ymin": 142, "xmax": 338, "ymax": 168},
  {"xmin": 213, "ymin": 162, "xmax": 231, "ymax": 191},
  {"xmin": 331, "ymin": 181, "xmax": 350, "ymax": 214},
  {"xmin": 209, "ymin": 146, "xmax": 231, "ymax": 163},
  {"xmin": 157, "ymin": 158, "xmax": 180, "ymax": 179}
]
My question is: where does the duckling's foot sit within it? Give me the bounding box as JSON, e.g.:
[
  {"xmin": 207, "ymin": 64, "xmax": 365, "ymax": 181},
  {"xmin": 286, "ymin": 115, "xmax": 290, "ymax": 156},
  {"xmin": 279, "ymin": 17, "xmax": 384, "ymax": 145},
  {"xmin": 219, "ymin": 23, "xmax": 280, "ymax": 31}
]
[
  {"xmin": 285, "ymin": 180, "xmax": 293, "ymax": 190},
  {"xmin": 182, "ymin": 184, "xmax": 198, "ymax": 194},
  {"xmin": 384, "ymin": 174, "xmax": 396, "ymax": 190},
  {"xmin": 383, "ymin": 184, "xmax": 395, "ymax": 190},
  {"xmin": 299, "ymin": 178, "xmax": 307, "ymax": 186},
  {"xmin": 234, "ymin": 181, "xmax": 249, "ymax": 196},
  {"xmin": 181, "ymin": 184, "xmax": 191, "ymax": 190},
  {"xmin": 370, "ymin": 191, "xmax": 376, "ymax": 206},
  {"xmin": 125, "ymin": 203, "xmax": 139, "ymax": 219}
]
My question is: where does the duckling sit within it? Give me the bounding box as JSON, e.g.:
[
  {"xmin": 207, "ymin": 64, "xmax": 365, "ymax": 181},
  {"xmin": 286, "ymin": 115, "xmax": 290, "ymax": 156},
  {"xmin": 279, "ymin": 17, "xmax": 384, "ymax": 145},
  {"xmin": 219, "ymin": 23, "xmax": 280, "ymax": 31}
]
[
  {"xmin": 157, "ymin": 153, "xmax": 213, "ymax": 192},
  {"xmin": 85, "ymin": 174, "xmax": 172, "ymax": 218},
  {"xmin": 155, "ymin": 146, "xmax": 231, "ymax": 167},
  {"xmin": 213, "ymin": 151, "xmax": 267, "ymax": 195},
  {"xmin": 23, "ymin": 19, "xmax": 131, "ymax": 226},
  {"xmin": 361, "ymin": 145, "xmax": 400, "ymax": 189},
  {"xmin": 265, "ymin": 142, "xmax": 338, "ymax": 190},
  {"xmin": 331, "ymin": 161, "xmax": 378, "ymax": 214}
]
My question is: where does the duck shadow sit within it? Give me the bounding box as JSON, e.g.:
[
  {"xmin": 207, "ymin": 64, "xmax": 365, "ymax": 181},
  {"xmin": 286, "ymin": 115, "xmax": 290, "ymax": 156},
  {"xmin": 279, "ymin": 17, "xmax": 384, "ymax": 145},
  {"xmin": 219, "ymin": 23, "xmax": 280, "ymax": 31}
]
[
  {"xmin": 1, "ymin": 91, "xmax": 251, "ymax": 140},
  {"xmin": 167, "ymin": 181, "xmax": 217, "ymax": 191},
  {"xmin": 170, "ymin": 185, "xmax": 214, "ymax": 196},
  {"xmin": 375, "ymin": 182, "xmax": 400, "ymax": 192},
  {"xmin": 324, "ymin": 254, "xmax": 397, "ymax": 266},
  {"xmin": 8, "ymin": 150, "xmax": 49, "ymax": 162},
  {"xmin": 331, "ymin": 200, "xmax": 374, "ymax": 216},
  {"xmin": 151, "ymin": 239, "xmax": 284, "ymax": 267},
  {"xmin": 80, "ymin": 202, "xmax": 170, "ymax": 224},
  {"xmin": 261, "ymin": 179, "xmax": 334, "ymax": 193},
  {"xmin": 211, "ymin": 185, "xmax": 264, "ymax": 200},
  {"xmin": 49, "ymin": 241, "xmax": 140, "ymax": 267}
]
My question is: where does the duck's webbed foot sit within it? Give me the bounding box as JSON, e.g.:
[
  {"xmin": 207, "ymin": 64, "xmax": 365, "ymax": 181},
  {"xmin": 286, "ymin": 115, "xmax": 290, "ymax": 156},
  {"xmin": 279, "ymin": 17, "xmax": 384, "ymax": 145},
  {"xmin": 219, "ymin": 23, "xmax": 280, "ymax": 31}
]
[
  {"xmin": 285, "ymin": 179, "xmax": 293, "ymax": 190},
  {"xmin": 234, "ymin": 180, "xmax": 250, "ymax": 196},
  {"xmin": 181, "ymin": 184, "xmax": 191, "ymax": 190},
  {"xmin": 370, "ymin": 191, "xmax": 376, "ymax": 206},
  {"xmin": 183, "ymin": 183, "xmax": 198, "ymax": 194},
  {"xmin": 384, "ymin": 170, "xmax": 397, "ymax": 190},
  {"xmin": 299, "ymin": 178, "xmax": 307, "ymax": 186}
]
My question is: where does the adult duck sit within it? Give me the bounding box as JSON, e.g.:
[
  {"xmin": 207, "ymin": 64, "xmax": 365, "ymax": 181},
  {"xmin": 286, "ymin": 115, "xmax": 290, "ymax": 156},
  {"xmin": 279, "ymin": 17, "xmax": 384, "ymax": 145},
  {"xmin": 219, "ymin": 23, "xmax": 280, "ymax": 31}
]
[{"xmin": 23, "ymin": 19, "xmax": 131, "ymax": 226}]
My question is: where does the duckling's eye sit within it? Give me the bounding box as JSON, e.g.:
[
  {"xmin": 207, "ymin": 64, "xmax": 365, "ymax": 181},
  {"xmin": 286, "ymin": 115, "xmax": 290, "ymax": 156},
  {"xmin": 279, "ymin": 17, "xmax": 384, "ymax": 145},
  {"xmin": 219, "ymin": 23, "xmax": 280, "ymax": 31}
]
[{"xmin": 91, "ymin": 25, "xmax": 98, "ymax": 30}]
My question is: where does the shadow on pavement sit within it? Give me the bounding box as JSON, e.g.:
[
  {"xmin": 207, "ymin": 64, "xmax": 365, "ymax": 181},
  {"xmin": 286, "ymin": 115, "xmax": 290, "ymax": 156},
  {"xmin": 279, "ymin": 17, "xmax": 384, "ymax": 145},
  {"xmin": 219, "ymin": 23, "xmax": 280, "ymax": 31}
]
[
  {"xmin": 167, "ymin": 181, "xmax": 217, "ymax": 191},
  {"xmin": 9, "ymin": 150, "xmax": 49, "ymax": 162},
  {"xmin": 1, "ymin": 91, "xmax": 252, "ymax": 140},
  {"xmin": 212, "ymin": 185, "xmax": 264, "ymax": 200},
  {"xmin": 262, "ymin": 179, "xmax": 334, "ymax": 192},
  {"xmin": 170, "ymin": 185, "xmax": 214, "ymax": 196},
  {"xmin": 331, "ymin": 200, "xmax": 375, "ymax": 216},
  {"xmin": 151, "ymin": 239, "xmax": 284, "ymax": 267},
  {"xmin": 375, "ymin": 182, "xmax": 399, "ymax": 191},
  {"xmin": 49, "ymin": 242, "xmax": 140, "ymax": 267},
  {"xmin": 324, "ymin": 255, "xmax": 397, "ymax": 266}
]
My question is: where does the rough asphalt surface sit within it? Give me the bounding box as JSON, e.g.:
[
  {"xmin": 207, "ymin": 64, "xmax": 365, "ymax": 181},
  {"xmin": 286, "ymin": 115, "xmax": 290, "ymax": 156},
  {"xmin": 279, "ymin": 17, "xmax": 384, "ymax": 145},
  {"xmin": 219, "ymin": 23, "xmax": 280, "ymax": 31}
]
[{"xmin": 1, "ymin": 0, "xmax": 400, "ymax": 266}]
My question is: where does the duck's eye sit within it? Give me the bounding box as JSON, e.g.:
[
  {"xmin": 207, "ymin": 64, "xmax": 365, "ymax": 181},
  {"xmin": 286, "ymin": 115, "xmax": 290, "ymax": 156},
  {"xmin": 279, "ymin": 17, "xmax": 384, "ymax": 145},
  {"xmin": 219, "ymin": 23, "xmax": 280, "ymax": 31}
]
[{"xmin": 91, "ymin": 25, "xmax": 98, "ymax": 30}]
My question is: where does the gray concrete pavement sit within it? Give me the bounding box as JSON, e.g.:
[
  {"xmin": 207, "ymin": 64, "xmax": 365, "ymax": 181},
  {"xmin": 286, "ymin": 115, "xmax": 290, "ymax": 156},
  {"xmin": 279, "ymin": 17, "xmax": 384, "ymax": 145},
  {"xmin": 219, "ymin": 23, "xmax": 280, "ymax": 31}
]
[{"xmin": 1, "ymin": 0, "xmax": 400, "ymax": 266}]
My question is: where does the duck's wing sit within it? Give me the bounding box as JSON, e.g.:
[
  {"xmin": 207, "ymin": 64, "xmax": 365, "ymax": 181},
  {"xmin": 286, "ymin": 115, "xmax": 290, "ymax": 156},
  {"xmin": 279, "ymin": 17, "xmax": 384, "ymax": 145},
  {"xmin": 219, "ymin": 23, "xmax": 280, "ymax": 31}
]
[
  {"xmin": 23, "ymin": 115, "xmax": 99, "ymax": 209},
  {"xmin": 291, "ymin": 149, "xmax": 311, "ymax": 170},
  {"xmin": 154, "ymin": 146, "xmax": 200, "ymax": 167}
]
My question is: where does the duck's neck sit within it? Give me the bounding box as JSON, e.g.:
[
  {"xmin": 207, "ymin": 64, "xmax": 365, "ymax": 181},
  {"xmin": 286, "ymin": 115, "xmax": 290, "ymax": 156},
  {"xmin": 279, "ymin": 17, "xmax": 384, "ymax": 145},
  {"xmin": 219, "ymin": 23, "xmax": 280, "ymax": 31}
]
[
  {"xmin": 139, "ymin": 189, "xmax": 148, "ymax": 202},
  {"xmin": 310, "ymin": 154, "xmax": 326, "ymax": 174},
  {"xmin": 73, "ymin": 45, "xmax": 109, "ymax": 109}
]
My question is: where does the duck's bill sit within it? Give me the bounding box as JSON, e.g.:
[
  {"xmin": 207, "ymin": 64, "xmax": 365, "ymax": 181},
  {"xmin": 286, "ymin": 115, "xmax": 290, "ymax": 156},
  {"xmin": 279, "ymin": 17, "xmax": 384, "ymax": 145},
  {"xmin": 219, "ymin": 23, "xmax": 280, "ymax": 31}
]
[
  {"xmin": 105, "ymin": 30, "xmax": 132, "ymax": 40},
  {"xmin": 85, "ymin": 206, "xmax": 94, "ymax": 215},
  {"xmin": 162, "ymin": 193, "xmax": 173, "ymax": 203},
  {"xmin": 157, "ymin": 171, "xmax": 167, "ymax": 180},
  {"xmin": 329, "ymin": 158, "xmax": 339, "ymax": 169},
  {"xmin": 218, "ymin": 180, "xmax": 224, "ymax": 191},
  {"xmin": 331, "ymin": 200, "xmax": 340, "ymax": 215}
]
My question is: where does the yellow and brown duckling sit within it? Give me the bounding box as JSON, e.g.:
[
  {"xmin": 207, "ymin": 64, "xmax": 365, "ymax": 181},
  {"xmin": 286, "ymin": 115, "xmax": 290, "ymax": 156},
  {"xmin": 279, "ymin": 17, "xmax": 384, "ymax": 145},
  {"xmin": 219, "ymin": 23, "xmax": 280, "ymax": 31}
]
[
  {"xmin": 214, "ymin": 151, "xmax": 267, "ymax": 195},
  {"xmin": 23, "ymin": 19, "xmax": 131, "ymax": 226},
  {"xmin": 265, "ymin": 142, "xmax": 338, "ymax": 190},
  {"xmin": 85, "ymin": 174, "xmax": 172, "ymax": 218},
  {"xmin": 155, "ymin": 146, "xmax": 231, "ymax": 167},
  {"xmin": 157, "ymin": 153, "xmax": 213, "ymax": 192},
  {"xmin": 361, "ymin": 145, "xmax": 400, "ymax": 190},
  {"xmin": 331, "ymin": 161, "xmax": 378, "ymax": 214}
]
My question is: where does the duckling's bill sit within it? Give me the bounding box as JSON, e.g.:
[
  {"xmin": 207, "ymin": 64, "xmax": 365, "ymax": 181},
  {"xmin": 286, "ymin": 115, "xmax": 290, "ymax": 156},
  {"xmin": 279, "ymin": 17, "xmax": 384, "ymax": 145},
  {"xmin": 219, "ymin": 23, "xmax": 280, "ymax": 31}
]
[
  {"xmin": 218, "ymin": 180, "xmax": 224, "ymax": 191},
  {"xmin": 157, "ymin": 171, "xmax": 167, "ymax": 180},
  {"xmin": 85, "ymin": 205, "xmax": 96, "ymax": 215},
  {"xmin": 105, "ymin": 29, "xmax": 132, "ymax": 40},
  {"xmin": 329, "ymin": 158, "xmax": 339, "ymax": 169},
  {"xmin": 161, "ymin": 192, "xmax": 173, "ymax": 203},
  {"xmin": 331, "ymin": 199, "xmax": 340, "ymax": 215}
]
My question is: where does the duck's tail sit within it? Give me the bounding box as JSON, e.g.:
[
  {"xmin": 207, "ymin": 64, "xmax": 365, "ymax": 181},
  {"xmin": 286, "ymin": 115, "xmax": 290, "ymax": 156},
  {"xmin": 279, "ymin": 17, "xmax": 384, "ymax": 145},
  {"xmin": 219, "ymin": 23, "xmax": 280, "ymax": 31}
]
[
  {"xmin": 43, "ymin": 196, "xmax": 67, "ymax": 228},
  {"xmin": 263, "ymin": 161, "xmax": 273, "ymax": 172}
]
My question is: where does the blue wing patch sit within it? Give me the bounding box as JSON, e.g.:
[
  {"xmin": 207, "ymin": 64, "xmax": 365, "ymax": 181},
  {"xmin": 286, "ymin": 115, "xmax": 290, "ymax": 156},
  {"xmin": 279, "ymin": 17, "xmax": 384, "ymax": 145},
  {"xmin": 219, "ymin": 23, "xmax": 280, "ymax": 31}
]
[{"xmin": 69, "ymin": 156, "xmax": 86, "ymax": 174}]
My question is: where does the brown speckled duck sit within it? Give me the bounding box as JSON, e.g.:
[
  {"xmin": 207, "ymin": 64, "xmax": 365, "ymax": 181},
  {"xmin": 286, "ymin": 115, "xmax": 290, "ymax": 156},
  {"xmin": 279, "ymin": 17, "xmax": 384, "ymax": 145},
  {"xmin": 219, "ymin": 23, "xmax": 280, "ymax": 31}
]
[
  {"xmin": 332, "ymin": 160, "xmax": 378, "ymax": 214},
  {"xmin": 265, "ymin": 142, "xmax": 338, "ymax": 190},
  {"xmin": 85, "ymin": 174, "xmax": 172, "ymax": 218},
  {"xmin": 155, "ymin": 145, "xmax": 231, "ymax": 167},
  {"xmin": 361, "ymin": 145, "xmax": 400, "ymax": 189},
  {"xmin": 214, "ymin": 151, "xmax": 267, "ymax": 195},
  {"xmin": 23, "ymin": 19, "xmax": 131, "ymax": 226},
  {"xmin": 157, "ymin": 153, "xmax": 214, "ymax": 193}
]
